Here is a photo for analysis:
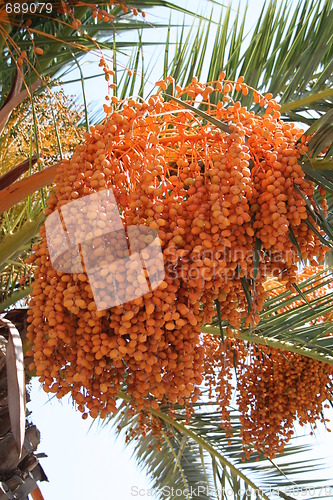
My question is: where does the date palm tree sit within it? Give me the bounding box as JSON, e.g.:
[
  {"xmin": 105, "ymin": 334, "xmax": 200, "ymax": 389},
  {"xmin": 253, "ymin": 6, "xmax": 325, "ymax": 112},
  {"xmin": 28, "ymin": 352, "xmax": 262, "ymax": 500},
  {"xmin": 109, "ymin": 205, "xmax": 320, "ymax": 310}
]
[{"xmin": 0, "ymin": 0, "xmax": 332, "ymax": 498}]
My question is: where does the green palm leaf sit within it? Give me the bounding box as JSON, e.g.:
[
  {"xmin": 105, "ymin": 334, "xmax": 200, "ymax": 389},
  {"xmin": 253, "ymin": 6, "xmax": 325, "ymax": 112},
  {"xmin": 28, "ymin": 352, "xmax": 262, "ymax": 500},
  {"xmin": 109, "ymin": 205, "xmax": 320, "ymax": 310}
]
[
  {"xmin": 159, "ymin": 0, "xmax": 332, "ymax": 125},
  {"xmin": 0, "ymin": 0, "xmax": 215, "ymax": 105},
  {"xmin": 103, "ymin": 397, "xmax": 332, "ymax": 500}
]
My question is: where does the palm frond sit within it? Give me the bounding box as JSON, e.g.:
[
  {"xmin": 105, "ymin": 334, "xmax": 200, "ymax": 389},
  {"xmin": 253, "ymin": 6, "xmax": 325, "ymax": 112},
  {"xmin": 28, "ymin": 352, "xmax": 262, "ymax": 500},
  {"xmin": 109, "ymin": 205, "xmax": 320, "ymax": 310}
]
[
  {"xmin": 0, "ymin": 0, "xmax": 215, "ymax": 105},
  {"xmin": 303, "ymin": 109, "xmax": 333, "ymax": 167},
  {"xmin": 157, "ymin": 0, "xmax": 332, "ymax": 125},
  {"xmin": 104, "ymin": 398, "xmax": 333, "ymax": 500}
]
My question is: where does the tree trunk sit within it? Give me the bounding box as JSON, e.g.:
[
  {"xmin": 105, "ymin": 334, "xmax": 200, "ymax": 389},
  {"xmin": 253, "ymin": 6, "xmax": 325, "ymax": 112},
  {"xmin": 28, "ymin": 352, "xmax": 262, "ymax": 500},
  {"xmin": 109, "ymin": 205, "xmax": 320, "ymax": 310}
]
[{"xmin": 0, "ymin": 310, "xmax": 47, "ymax": 499}]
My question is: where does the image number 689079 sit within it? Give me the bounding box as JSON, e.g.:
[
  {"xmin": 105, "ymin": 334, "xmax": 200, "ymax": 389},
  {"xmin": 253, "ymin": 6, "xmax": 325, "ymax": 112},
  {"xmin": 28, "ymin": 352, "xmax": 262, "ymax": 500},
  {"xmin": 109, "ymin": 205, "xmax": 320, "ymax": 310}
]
[{"xmin": 5, "ymin": 2, "xmax": 53, "ymax": 14}]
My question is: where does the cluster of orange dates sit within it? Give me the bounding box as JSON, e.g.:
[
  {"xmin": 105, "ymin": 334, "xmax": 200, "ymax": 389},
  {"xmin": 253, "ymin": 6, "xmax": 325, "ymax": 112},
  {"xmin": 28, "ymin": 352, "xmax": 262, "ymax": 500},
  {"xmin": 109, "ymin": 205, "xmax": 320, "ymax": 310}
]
[
  {"xmin": 27, "ymin": 76, "xmax": 331, "ymax": 457},
  {"xmin": 204, "ymin": 266, "xmax": 333, "ymax": 458}
]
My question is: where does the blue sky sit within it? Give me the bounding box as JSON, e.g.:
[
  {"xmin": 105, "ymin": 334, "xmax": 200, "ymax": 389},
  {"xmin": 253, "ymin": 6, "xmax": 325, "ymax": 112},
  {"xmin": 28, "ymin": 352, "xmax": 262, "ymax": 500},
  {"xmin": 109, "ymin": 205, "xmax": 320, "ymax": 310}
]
[{"xmin": 27, "ymin": 1, "xmax": 333, "ymax": 499}]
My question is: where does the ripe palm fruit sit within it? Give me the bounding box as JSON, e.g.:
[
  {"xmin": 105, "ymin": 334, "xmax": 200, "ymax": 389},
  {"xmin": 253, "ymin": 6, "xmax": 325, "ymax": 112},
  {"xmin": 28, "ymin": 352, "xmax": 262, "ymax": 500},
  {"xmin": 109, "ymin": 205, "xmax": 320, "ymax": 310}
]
[
  {"xmin": 236, "ymin": 344, "xmax": 333, "ymax": 459},
  {"xmin": 27, "ymin": 76, "xmax": 330, "ymax": 456},
  {"xmin": 203, "ymin": 265, "xmax": 333, "ymax": 458}
]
